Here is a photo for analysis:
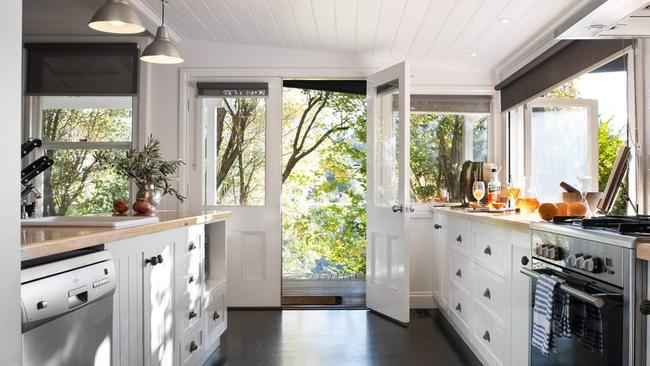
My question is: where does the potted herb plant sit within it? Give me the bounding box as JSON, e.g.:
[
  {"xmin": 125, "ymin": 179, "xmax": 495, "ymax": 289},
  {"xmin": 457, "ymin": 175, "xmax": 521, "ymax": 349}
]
[{"xmin": 113, "ymin": 136, "xmax": 185, "ymax": 212}]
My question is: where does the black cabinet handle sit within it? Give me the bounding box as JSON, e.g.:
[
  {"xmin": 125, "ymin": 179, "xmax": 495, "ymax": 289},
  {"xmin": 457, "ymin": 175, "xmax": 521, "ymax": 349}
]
[
  {"xmin": 188, "ymin": 241, "xmax": 196, "ymax": 251},
  {"xmin": 483, "ymin": 331, "xmax": 490, "ymax": 342},
  {"xmin": 455, "ymin": 303, "xmax": 461, "ymax": 312},
  {"xmin": 434, "ymin": 224, "xmax": 442, "ymax": 229},
  {"xmin": 189, "ymin": 309, "xmax": 197, "ymax": 319},
  {"xmin": 156, "ymin": 254, "xmax": 163, "ymax": 263},
  {"xmin": 455, "ymin": 269, "xmax": 462, "ymax": 278},
  {"xmin": 145, "ymin": 256, "xmax": 158, "ymax": 266},
  {"xmin": 188, "ymin": 275, "xmax": 195, "ymax": 284},
  {"xmin": 456, "ymin": 235, "xmax": 462, "ymax": 243},
  {"xmin": 213, "ymin": 311, "xmax": 220, "ymax": 320},
  {"xmin": 189, "ymin": 341, "xmax": 198, "ymax": 352},
  {"xmin": 521, "ymin": 256, "xmax": 529, "ymax": 265},
  {"xmin": 483, "ymin": 246, "xmax": 491, "ymax": 255},
  {"xmin": 483, "ymin": 288, "xmax": 491, "ymax": 299}
]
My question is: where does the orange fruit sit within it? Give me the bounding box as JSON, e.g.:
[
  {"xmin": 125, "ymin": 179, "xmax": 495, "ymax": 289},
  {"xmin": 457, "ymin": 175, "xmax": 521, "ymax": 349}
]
[
  {"xmin": 556, "ymin": 202, "xmax": 568, "ymax": 216},
  {"xmin": 567, "ymin": 202, "xmax": 587, "ymax": 216},
  {"xmin": 538, "ymin": 203, "xmax": 558, "ymax": 221}
]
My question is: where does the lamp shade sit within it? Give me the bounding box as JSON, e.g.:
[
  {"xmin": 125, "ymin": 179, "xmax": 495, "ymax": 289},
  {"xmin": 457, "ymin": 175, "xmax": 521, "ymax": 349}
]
[
  {"xmin": 140, "ymin": 25, "xmax": 184, "ymax": 64},
  {"xmin": 88, "ymin": 0, "xmax": 145, "ymax": 34}
]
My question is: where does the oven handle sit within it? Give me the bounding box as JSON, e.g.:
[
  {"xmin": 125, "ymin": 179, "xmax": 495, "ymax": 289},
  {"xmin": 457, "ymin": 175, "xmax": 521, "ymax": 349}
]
[{"xmin": 519, "ymin": 267, "xmax": 605, "ymax": 308}]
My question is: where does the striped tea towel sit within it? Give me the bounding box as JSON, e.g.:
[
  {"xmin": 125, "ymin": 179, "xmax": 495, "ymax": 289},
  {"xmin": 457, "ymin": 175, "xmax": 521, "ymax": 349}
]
[
  {"xmin": 532, "ymin": 275, "xmax": 561, "ymax": 355},
  {"xmin": 553, "ymin": 287, "xmax": 572, "ymax": 338},
  {"xmin": 582, "ymin": 304, "xmax": 604, "ymax": 353}
]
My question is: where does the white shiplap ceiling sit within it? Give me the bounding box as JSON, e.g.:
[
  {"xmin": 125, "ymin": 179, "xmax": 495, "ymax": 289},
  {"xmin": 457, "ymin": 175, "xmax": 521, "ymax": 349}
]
[
  {"xmin": 139, "ymin": 0, "xmax": 584, "ymax": 71},
  {"xmin": 22, "ymin": 0, "xmax": 586, "ymax": 73}
]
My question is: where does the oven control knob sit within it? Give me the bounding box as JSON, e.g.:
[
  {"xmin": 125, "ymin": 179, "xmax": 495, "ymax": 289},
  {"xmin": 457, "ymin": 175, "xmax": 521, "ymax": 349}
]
[
  {"xmin": 576, "ymin": 256, "xmax": 585, "ymax": 270},
  {"xmin": 566, "ymin": 255, "xmax": 577, "ymax": 267},
  {"xmin": 535, "ymin": 245, "xmax": 544, "ymax": 256},
  {"xmin": 583, "ymin": 257, "xmax": 603, "ymax": 273}
]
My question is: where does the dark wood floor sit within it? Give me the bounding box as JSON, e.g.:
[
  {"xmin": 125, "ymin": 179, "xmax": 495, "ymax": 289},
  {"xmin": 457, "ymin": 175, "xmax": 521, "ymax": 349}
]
[{"xmin": 205, "ymin": 309, "xmax": 482, "ymax": 366}]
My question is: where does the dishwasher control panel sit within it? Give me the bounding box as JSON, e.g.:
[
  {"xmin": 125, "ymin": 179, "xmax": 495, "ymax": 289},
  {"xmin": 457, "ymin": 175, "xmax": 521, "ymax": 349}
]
[{"xmin": 20, "ymin": 251, "xmax": 115, "ymax": 332}]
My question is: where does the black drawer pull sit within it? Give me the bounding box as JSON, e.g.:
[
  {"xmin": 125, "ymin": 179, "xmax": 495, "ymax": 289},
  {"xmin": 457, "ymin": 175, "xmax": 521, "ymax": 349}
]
[
  {"xmin": 188, "ymin": 241, "xmax": 196, "ymax": 251},
  {"xmin": 189, "ymin": 341, "xmax": 198, "ymax": 352},
  {"xmin": 188, "ymin": 275, "xmax": 195, "ymax": 284},
  {"xmin": 483, "ymin": 331, "xmax": 490, "ymax": 342},
  {"xmin": 145, "ymin": 256, "xmax": 158, "ymax": 266},
  {"xmin": 456, "ymin": 235, "xmax": 462, "ymax": 243},
  {"xmin": 483, "ymin": 288, "xmax": 491, "ymax": 299},
  {"xmin": 521, "ymin": 256, "xmax": 529, "ymax": 265},
  {"xmin": 483, "ymin": 246, "xmax": 491, "ymax": 255},
  {"xmin": 213, "ymin": 311, "xmax": 220, "ymax": 320},
  {"xmin": 434, "ymin": 224, "xmax": 442, "ymax": 229},
  {"xmin": 455, "ymin": 269, "xmax": 462, "ymax": 278},
  {"xmin": 455, "ymin": 303, "xmax": 461, "ymax": 312},
  {"xmin": 189, "ymin": 309, "xmax": 197, "ymax": 319}
]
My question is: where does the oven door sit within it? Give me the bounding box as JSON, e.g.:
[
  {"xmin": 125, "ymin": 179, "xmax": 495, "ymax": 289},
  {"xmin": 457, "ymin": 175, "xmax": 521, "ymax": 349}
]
[{"xmin": 526, "ymin": 259, "xmax": 626, "ymax": 366}]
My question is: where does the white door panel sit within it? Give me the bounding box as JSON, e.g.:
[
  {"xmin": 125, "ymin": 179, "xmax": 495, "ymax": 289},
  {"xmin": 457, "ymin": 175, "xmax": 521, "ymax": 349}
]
[
  {"xmin": 191, "ymin": 77, "xmax": 282, "ymax": 307},
  {"xmin": 366, "ymin": 61, "xmax": 411, "ymax": 323}
]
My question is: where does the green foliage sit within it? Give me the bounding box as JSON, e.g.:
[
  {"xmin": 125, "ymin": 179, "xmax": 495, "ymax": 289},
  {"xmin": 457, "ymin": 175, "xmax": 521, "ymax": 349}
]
[
  {"xmin": 110, "ymin": 135, "xmax": 185, "ymax": 202},
  {"xmin": 41, "ymin": 106, "xmax": 132, "ymax": 216},
  {"xmin": 598, "ymin": 118, "xmax": 627, "ymax": 214},
  {"xmin": 282, "ymin": 89, "xmax": 367, "ymax": 274}
]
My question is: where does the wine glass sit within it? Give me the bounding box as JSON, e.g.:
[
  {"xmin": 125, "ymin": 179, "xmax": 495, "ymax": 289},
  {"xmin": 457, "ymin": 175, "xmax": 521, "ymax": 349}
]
[
  {"xmin": 473, "ymin": 181, "xmax": 485, "ymax": 204},
  {"xmin": 507, "ymin": 178, "xmax": 521, "ymax": 208}
]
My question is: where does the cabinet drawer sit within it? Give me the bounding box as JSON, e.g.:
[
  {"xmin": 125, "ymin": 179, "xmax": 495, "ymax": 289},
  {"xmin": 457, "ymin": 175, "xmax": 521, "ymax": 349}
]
[
  {"xmin": 448, "ymin": 217, "xmax": 471, "ymax": 255},
  {"xmin": 176, "ymin": 256, "xmax": 203, "ymax": 297},
  {"xmin": 472, "ymin": 264, "xmax": 507, "ymax": 326},
  {"xmin": 448, "ymin": 250, "xmax": 471, "ymax": 293},
  {"xmin": 449, "ymin": 283, "xmax": 471, "ymax": 332},
  {"xmin": 176, "ymin": 225, "xmax": 204, "ymax": 261},
  {"xmin": 472, "ymin": 311, "xmax": 507, "ymax": 366},
  {"xmin": 204, "ymin": 284, "xmax": 227, "ymax": 349},
  {"xmin": 176, "ymin": 295, "xmax": 202, "ymax": 338},
  {"xmin": 473, "ymin": 231, "xmax": 508, "ymax": 278},
  {"xmin": 179, "ymin": 327, "xmax": 204, "ymax": 366}
]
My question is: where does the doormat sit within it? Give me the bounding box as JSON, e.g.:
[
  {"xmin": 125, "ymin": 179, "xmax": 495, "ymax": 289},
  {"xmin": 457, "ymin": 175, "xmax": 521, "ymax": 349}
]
[{"xmin": 282, "ymin": 296, "xmax": 342, "ymax": 305}]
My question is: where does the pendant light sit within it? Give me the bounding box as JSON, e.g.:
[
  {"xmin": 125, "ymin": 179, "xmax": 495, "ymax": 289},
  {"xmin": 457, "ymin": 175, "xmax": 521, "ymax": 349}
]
[
  {"xmin": 88, "ymin": 0, "xmax": 145, "ymax": 34},
  {"xmin": 140, "ymin": 0, "xmax": 184, "ymax": 64}
]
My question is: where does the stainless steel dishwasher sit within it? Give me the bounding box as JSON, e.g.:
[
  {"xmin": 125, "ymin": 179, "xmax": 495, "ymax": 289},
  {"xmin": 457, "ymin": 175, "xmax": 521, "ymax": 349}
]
[{"xmin": 21, "ymin": 250, "xmax": 116, "ymax": 366}]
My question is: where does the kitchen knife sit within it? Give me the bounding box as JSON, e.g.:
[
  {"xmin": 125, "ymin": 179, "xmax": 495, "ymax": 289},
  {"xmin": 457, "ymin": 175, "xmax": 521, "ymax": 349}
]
[
  {"xmin": 21, "ymin": 156, "xmax": 53, "ymax": 185},
  {"xmin": 21, "ymin": 138, "xmax": 42, "ymax": 158},
  {"xmin": 21, "ymin": 156, "xmax": 50, "ymax": 179}
]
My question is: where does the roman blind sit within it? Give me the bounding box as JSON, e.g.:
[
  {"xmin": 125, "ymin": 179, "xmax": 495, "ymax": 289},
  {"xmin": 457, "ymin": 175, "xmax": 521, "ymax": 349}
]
[
  {"xmin": 25, "ymin": 43, "xmax": 139, "ymax": 95},
  {"xmin": 283, "ymin": 80, "xmax": 366, "ymax": 95},
  {"xmin": 495, "ymin": 39, "xmax": 633, "ymax": 111},
  {"xmin": 409, "ymin": 95, "xmax": 492, "ymax": 114},
  {"xmin": 197, "ymin": 82, "xmax": 268, "ymax": 97}
]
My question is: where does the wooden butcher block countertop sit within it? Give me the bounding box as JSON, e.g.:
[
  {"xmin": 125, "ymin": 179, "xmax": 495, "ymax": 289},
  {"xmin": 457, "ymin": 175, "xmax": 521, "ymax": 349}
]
[{"xmin": 21, "ymin": 211, "xmax": 231, "ymax": 261}]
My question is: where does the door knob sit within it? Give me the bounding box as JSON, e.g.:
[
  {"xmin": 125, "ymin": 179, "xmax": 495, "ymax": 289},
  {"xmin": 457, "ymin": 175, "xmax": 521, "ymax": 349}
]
[
  {"xmin": 145, "ymin": 256, "xmax": 158, "ymax": 266},
  {"xmin": 392, "ymin": 205, "xmax": 403, "ymax": 213}
]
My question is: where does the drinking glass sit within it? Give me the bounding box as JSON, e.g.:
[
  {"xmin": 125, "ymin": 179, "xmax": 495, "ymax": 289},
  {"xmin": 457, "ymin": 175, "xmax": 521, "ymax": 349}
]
[
  {"xmin": 473, "ymin": 181, "xmax": 485, "ymax": 203},
  {"xmin": 507, "ymin": 179, "xmax": 521, "ymax": 208}
]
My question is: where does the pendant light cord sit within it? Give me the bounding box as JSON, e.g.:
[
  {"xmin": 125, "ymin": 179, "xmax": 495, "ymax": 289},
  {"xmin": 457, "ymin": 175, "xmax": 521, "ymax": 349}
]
[{"xmin": 161, "ymin": 0, "xmax": 165, "ymax": 25}]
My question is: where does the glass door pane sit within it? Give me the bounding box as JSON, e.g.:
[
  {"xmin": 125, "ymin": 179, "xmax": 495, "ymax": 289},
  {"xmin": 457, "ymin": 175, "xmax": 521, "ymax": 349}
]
[{"xmin": 373, "ymin": 80, "xmax": 399, "ymax": 207}]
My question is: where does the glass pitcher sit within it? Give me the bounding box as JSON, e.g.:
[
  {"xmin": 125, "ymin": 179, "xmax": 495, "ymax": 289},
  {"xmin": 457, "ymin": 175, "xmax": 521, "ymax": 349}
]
[{"xmin": 515, "ymin": 176, "xmax": 540, "ymax": 213}]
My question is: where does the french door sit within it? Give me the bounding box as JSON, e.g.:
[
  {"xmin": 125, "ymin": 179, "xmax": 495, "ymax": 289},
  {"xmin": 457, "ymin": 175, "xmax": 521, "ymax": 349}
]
[{"xmin": 366, "ymin": 62, "xmax": 411, "ymax": 324}]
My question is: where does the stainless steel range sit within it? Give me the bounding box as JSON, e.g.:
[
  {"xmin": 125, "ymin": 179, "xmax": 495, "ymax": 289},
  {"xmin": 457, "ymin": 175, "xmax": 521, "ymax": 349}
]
[{"xmin": 526, "ymin": 216, "xmax": 648, "ymax": 366}]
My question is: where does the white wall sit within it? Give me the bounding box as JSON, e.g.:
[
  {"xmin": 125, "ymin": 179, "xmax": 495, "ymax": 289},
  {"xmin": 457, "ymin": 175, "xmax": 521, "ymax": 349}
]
[{"xmin": 0, "ymin": 0, "xmax": 22, "ymax": 364}]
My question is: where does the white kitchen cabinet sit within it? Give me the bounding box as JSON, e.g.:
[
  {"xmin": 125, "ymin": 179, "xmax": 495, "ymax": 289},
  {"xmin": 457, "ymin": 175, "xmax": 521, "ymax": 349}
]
[
  {"xmin": 431, "ymin": 210, "xmax": 532, "ymax": 366},
  {"xmin": 108, "ymin": 221, "xmax": 228, "ymax": 366}
]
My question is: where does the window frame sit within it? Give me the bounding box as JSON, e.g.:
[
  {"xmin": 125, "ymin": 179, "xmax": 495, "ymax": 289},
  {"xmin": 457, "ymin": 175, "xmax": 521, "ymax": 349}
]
[{"xmin": 26, "ymin": 95, "xmax": 138, "ymax": 216}]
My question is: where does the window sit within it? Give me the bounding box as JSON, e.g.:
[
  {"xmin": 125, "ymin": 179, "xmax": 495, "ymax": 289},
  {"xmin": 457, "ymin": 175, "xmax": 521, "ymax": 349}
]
[
  {"xmin": 201, "ymin": 84, "xmax": 267, "ymax": 206},
  {"xmin": 507, "ymin": 54, "xmax": 633, "ymax": 214},
  {"xmin": 409, "ymin": 95, "xmax": 490, "ymax": 203},
  {"xmin": 35, "ymin": 96, "xmax": 133, "ymax": 216}
]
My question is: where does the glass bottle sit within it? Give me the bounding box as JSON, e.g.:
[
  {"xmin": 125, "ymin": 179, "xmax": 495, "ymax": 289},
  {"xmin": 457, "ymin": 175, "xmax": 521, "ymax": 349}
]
[
  {"xmin": 515, "ymin": 176, "xmax": 540, "ymax": 213},
  {"xmin": 487, "ymin": 168, "xmax": 501, "ymax": 204}
]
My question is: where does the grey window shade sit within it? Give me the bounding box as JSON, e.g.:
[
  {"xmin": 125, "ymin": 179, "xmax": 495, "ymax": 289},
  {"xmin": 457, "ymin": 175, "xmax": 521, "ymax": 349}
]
[
  {"xmin": 495, "ymin": 39, "xmax": 633, "ymax": 112},
  {"xmin": 409, "ymin": 95, "xmax": 492, "ymax": 114},
  {"xmin": 25, "ymin": 43, "xmax": 139, "ymax": 95},
  {"xmin": 197, "ymin": 82, "xmax": 268, "ymax": 97}
]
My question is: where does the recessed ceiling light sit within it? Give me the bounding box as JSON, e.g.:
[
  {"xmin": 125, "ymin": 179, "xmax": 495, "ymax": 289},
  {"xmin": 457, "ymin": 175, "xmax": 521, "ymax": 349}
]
[
  {"xmin": 470, "ymin": 52, "xmax": 479, "ymax": 57},
  {"xmin": 499, "ymin": 18, "xmax": 511, "ymax": 24}
]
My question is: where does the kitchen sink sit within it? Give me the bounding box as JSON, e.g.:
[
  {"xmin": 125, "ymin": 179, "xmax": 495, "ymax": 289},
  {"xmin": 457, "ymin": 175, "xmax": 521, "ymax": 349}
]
[{"xmin": 21, "ymin": 215, "xmax": 159, "ymax": 228}]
